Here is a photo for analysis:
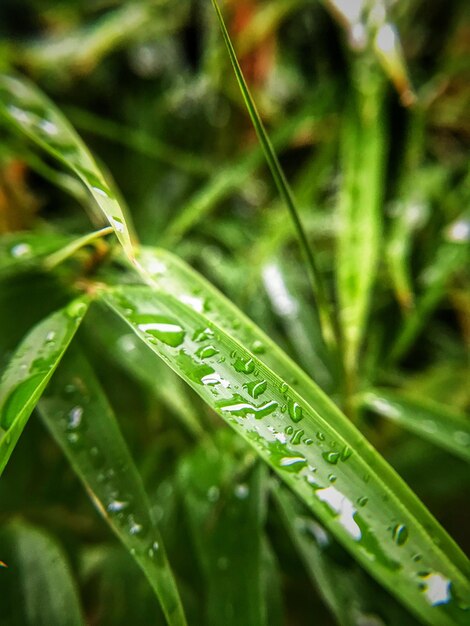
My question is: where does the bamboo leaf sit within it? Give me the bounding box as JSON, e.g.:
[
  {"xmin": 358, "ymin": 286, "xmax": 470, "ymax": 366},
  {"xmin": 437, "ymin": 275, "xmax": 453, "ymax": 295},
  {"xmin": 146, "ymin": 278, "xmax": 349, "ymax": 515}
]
[
  {"xmin": 0, "ymin": 298, "xmax": 89, "ymax": 476},
  {"xmin": 100, "ymin": 279, "xmax": 470, "ymax": 626},
  {"xmin": 359, "ymin": 389, "xmax": 470, "ymax": 464},
  {"xmin": 37, "ymin": 346, "xmax": 187, "ymax": 626},
  {"xmin": 178, "ymin": 432, "xmax": 269, "ymax": 626},
  {"xmin": 0, "ymin": 521, "xmax": 84, "ymax": 626},
  {"xmin": 274, "ymin": 483, "xmax": 417, "ymax": 626},
  {"xmin": 0, "ymin": 74, "xmax": 135, "ymax": 257},
  {"xmin": 336, "ymin": 75, "xmax": 387, "ymax": 379}
]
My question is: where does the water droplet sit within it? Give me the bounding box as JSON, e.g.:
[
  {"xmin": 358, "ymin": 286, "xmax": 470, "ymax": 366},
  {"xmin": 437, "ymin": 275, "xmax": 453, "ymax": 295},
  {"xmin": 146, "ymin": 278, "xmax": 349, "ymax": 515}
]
[
  {"xmin": 279, "ymin": 455, "xmax": 307, "ymax": 472},
  {"xmin": 218, "ymin": 396, "xmax": 278, "ymax": 419},
  {"xmin": 288, "ymin": 399, "xmax": 303, "ymax": 423},
  {"xmin": 107, "ymin": 500, "xmax": 129, "ymax": 513},
  {"xmin": 67, "ymin": 406, "xmax": 83, "ymax": 430},
  {"xmin": 316, "ymin": 432, "xmax": 325, "ymax": 441},
  {"xmin": 93, "ymin": 185, "xmax": 111, "ymax": 198},
  {"xmin": 322, "ymin": 451, "xmax": 340, "ymax": 465},
  {"xmin": 243, "ymin": 379, "xmax": 267, "ymax": 399},
  {"xmin": 38, "ymin": 119, "xmax": 58, "ymax": 135},
  {"xmin": 45, "ymin": 331, "xmax": 56, "ymax": 343},
  {"xmin": 316, "ymin": 486, "xmax": 361, "ymax": 541},
  {"xmin": 328, "ymin": 474, "xmax": 337, "ymax": 483},
  {"xmin": 137, "ymin": 316, "xmax": 185, "ymax": 347},
  {"xmin": 251, "ymin": 340, "xmax": 265, "ymax": 354},
  {"xmin": 201, "ymin": 372, "xmax": 230, "ymax": 388},
  {"xmin": 192, "ymin": 327, "xmax": 214, "ymax": 342},
  {"xmin": 420, "ymin": 572, "xmax": 451, "ymax": 606},
  {"xmin": 234, "ymin": 484, "xmax": 249, "ymax": 499},
  {"xmin": 341, "ymin": 445, "xmax": 353, "ymax": 461},
  {"xmin": 10, "ymin": 242, "xmax": 31, "ymax": 258},
  {"xmin": 357, "ymin": 496, "xmax": 368, "ymax": 507},
  {"xmin": 233, "ymin": 355, "xmax": 255, "ymax": 374},
  {"xmin": 392, "ymin": 524, "xmax": 409, "ymax": 546},
  {"xmin": 196, "ymin": 345, "xmax": 219, "ymax": 359},
  {"xmin": 280, "ymin": 382, "xmax": 289, "ymax": 393}
]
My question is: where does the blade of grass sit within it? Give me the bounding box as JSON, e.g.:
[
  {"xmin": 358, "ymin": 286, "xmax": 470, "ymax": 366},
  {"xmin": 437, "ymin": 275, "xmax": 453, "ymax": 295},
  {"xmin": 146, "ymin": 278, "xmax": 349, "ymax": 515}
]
[
  {"xmin": 0, "ymin": 297, "xmax": 89, "ymax": 476},
  {"xmin": 38, "ymin": 345, "xmax": 187, "ymax": 626},
  {"xmin": 100, "ymin": 281, "xmax": 470, "ymax": 626},
  {"xmin": 178, "ymin": 431, "xmax": 269, "ymax": 626},
  {"xmin": 0, "ymin": 521, "xmax": 85, "ymax": 626},
  {"xmin": 359, "ymin": 389, "xmax": 470, "ymax": 464},
  {"xmin": 210, "ymin": 0, "xmax": 337, "ymax": 352},
  {"xmin": 0, "ymin": 74, "xmax": 136, "ymax": 257}
]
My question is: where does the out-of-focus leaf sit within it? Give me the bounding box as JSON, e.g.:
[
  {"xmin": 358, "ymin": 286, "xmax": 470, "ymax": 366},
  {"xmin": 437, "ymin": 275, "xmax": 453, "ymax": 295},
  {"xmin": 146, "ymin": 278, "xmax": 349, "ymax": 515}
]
[
  {"xmin": 0, "ymin": 520, "xmax": 84, "ymax": 626},
  {"xmin": 178, "ymin": 431, "xmax": 269, "ymax": 626},
  {"xmin": 0, "ymin": 231, "xmax": 72, "ymax": 278},
  {"xmin": 0, "ymin": 298, "xmax": 89, "ymax": 476},
  {"xmin": 38, "ymin": 346, "xmax": 187, "ymax": 626},
  {"xmin": 336, "ymin": 74, "xmax": 387, "ymax": 379},
  {"xmin": 0, "ymin": 74, "xmax": 135, "ymax": 256},
  {"xmin": 360, "ymin": 389, "xmax": 470, "ymax": 464},
  {"xmin": 390, "ymin": 213, "xmax": 470, "ymax": 363},
  {"xmin": 101, "ymin": 279, "xmax": 470, "ymax": 625}
]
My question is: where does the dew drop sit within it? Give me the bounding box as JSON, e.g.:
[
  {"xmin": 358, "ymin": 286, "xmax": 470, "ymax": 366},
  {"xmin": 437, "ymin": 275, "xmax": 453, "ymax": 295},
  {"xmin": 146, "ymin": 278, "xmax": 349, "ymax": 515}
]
[
  {"xmin": 10, "ymin": 243, "xmax": 31, "ymax": 258},
  {"xmin": 357, "ymin": 496, "xmax": 368, "ymax": 507},
  {"xmin": 137, "ymin": 316, "xmax": 185, "ymax": 347},
  {"xmin": 288, "ymin": 399, "xmax": 303, "ymax": 423},
  {"xmin": 67, "ymin": 406, "xmax": 83, "ymax": 430},
  {"xmin": 392, "ymin": 524, "xmax": 409, "ymax": 546},
  {"xmin": 322, "ymin": 451, "xmax": 340, "ymax": 465},
  {"xmin": 234, "ymin": 484, "xmax": 249, "ymax": 500},
  {"xmin": 196, "ymin": 345, "xmax": 219, "ymax": 359}
]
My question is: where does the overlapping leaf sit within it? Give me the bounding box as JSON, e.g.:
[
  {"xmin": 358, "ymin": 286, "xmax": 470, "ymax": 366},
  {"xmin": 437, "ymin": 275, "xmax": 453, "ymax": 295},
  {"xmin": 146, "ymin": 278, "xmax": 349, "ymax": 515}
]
[
  {"xmin": 0, "ymin": 74, "xmax": 135, "ymax": 257},
  {"xmin": 38, "ymin": 346, "xmax": 187, "ymax": 626},
  {"xmin": 100, "ymin": 275, "xmax": 470, "ymax": 626},
  {"xmin": 0, "ymin": 298, "xmax": 89, "ymax": 476}
]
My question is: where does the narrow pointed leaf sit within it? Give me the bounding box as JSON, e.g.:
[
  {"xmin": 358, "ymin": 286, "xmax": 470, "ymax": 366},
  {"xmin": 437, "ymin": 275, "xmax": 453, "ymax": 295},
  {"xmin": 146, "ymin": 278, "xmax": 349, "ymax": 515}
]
[
  {"xmin": 0, "ymin": 74, "xmax": 135, "ymax": 256},
  {"xmin": 210, "ymin": 0, "xmax": 336, "ymax": 351},
  {"xmin": 336, "ymin": 78, "xmax": 387, "ymax": 377},
  {"xmin": 178, "ymin": 433, "xmax": 268, "ymax": 626},
  {"xmin": 101, "ymin": 282, "xmax": 470, "ymax": 626},
  {"xmin": 360, "ymin": 389, "xmax": 470, "ymax": 464},
  {"xmin": 0, "ymin": 521, "xmax": 84, "ymax": 626},
  {"xmin": 0, "ymin": 297, "xmax": 89, "ymax": 476},
  {"xmin": 38, "ymin": 346, "xmax": 187, "ymax": 626}
]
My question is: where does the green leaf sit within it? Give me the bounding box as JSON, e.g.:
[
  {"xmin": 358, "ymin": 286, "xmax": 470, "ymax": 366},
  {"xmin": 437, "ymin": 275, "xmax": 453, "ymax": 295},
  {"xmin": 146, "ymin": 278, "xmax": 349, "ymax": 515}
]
[
  {"xmin": 0, "ymin": 231, "xmax": 72, "ymax": 278},
  {"xmin": 37, "ymin": 346, "xmax": 187, "ymax": 626},
  {"xmin": 336, "ymin": 75, "xmax": 387, "ymax": 379},
  {"xmin": 210, "ymin": 0, "xmax": 337, "ymax": 353},
  {"xmin": 178, "ymin": 431, "xmax": 269, "ymax": 626},
  {"xmin": 0, "ymin": 520, "xmax": 84, "ymax": 626},
  {"xmin": 390, "ymin": 214, "xmax": 470, "ymax": 363},
  {"xmin": 359, "ymin": 389, "xmax": 470, "ymax": 464},
  {"xmin": 100, "ymin": 279, "xmax": 470, "ymax": 626},
  {"xmin": 0, "ymin": 297, "xmax": 89, "ymax": 476},
  {"xmin": 274, "ymin": 483, "xmax": 417, "ymax": 626},
  {"xmin": 0, "ymin": 74, "xmax": 135, "ymax": 257}
]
